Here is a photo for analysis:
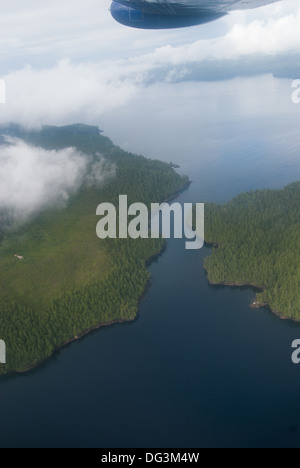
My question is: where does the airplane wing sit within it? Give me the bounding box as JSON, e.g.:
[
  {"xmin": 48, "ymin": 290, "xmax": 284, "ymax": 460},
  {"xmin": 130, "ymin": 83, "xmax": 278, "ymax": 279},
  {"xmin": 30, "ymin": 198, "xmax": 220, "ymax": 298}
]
[{"xmin": 110, "ymin": 0, "xmax": 281, "ymax": 29}]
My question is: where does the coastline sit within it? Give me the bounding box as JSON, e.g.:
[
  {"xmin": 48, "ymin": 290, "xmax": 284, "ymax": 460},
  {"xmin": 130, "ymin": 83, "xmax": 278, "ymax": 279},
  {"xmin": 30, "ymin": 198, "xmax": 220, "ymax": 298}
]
[
  {"xmin": 2, "ymin": 180, "xmax": 191, "ymax": 377},
  {"xmin": 203, "ymin": 242, "xmax": 293, "ymax": 322},
  {"xmin": 3, "ymin": 244, "xmax": 165, "ymax": 377},
  {"xmin": 163, "ymin": 180, "xmax": 191, "ymax": 204},
  {"xmin": 206, "ymin": 273, "xmax": 291, "ymax": 321}
]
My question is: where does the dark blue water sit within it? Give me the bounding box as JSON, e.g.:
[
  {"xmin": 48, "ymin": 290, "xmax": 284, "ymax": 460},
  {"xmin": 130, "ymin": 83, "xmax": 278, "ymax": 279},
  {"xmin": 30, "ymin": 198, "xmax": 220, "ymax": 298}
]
[{"xmin": 1, "ymin": 76, "xmax": 300, "ymax": 448}]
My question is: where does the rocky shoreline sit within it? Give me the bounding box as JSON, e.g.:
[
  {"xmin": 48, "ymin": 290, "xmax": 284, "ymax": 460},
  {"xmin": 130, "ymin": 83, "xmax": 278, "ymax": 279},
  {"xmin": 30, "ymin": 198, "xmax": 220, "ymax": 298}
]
[
  {"xmin": 206, "ymin": 274, "xmax": 290, "ymax": 320},
  {"xmin": 203, "ymin": 254, "xmax": 291, "ymax": 322}
]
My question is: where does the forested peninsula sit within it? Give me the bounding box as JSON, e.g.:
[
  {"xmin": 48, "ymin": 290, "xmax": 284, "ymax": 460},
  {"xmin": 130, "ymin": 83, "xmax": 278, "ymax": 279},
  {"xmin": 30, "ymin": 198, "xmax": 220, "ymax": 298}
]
[
  {"xmin": 204, "ymin": 183, "xmax": 300, "ymax": 320},
  {"xmin": 0, "ymin": 124, "xmax": 189, "ymax": 375}
]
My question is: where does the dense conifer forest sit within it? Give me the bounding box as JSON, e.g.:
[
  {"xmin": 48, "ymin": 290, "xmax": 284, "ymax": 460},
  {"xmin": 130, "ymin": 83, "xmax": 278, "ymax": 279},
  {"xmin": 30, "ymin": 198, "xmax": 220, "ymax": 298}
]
[
  {"xmin": 204, "ymin": 182, "xmax": 300, "ymax": 320},
  {"xmin": 0, "ymin": 124, "xmax": 189, "ymax": 374}
]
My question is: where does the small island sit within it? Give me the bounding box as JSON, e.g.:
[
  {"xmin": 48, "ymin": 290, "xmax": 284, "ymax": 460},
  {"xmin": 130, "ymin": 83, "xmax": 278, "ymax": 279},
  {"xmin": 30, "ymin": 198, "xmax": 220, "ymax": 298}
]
[
  {"xmin": 0, "ymin": 124, "xmax": 189, "ymax": 375},
  {"xmin": 204, "ymin": 182, "xmax": 300, "ymax": 320}
]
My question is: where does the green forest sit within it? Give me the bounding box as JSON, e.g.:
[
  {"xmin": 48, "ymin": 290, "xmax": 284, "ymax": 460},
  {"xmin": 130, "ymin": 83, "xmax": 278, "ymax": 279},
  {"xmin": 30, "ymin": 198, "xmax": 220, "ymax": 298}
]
[
  {"xmin": 204, "ymin": 182, "xmax": 300, "ymax": 320},
  {"xmin": 0, "ymin": 124, "xmax": 189, "ymax": 375}
]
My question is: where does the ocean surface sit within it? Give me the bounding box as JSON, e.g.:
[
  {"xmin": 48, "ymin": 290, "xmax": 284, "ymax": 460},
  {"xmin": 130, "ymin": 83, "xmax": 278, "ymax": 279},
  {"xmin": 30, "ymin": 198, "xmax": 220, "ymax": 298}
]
[{"xmin": 1, "ymin": 76, "xmax": 300, "ymax": 448}]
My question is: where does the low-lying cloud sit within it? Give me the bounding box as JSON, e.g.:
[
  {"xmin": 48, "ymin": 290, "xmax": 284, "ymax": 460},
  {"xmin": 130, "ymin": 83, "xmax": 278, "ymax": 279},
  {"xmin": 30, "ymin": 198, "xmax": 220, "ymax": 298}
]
[
  {"xmin": 0, "ymin": 137, "xmax": 113, "ymax": 227},
  {"xmin": 1, "ymin": 3, "xmax": 300, "ymax": 128},
  {"xmin": 0, "ymin": 60, "xmax": 138, "ymax": 128}
]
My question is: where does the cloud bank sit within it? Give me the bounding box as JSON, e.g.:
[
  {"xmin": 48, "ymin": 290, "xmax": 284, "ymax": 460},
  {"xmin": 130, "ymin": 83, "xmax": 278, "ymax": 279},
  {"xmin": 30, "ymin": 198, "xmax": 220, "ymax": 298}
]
[
  {"xmin": 0, "ymin": 2, "xmax": 300, "ymax": 128},
  {"xmin": 1, "ymin": 60, "xmax": 138, "ymax": 128},
  {"xmin": 0, "ymin": 138, "xmax": 113, "ymax": 226}
]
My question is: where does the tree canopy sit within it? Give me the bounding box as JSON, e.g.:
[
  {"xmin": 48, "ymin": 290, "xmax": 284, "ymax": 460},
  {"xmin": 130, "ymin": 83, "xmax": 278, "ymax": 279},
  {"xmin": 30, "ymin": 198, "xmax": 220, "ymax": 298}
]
[
  {"xmin": 0, "ymin": 124, "xmax": 189, "ymax": 374},
  {"xmin": 204, "ymin": 182, "xmax": 300, "ymax": 320}
]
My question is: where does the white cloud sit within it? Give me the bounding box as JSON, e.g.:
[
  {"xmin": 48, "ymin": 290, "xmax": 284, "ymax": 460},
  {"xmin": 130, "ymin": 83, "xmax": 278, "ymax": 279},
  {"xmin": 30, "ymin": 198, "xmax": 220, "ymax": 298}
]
[
  {"xmin": 224, "ymin": 7, "xmax": 300, "ymax": 56},
  {"xmin": 136, "ymin": 3, "xmax": 300, "ymax": 64},
  {"xmin": 0, "ymin": 0, "xmax": 173, "ymax": 68},
  {"xmin": 0, "ymin": 1, "xmax": 300, "ymax": 128},
  {"xmin": 0, "ymin": 138, "xmax": 113, "ymax": 224},
  {"xmin": 1, "ymin": 60, "xmax": 138, "ymax": 128},
  {"xmin": 0, "ymin": 138, "xmax": 86, "ymax": 219},
  {"xmin": 1, "ymin": 1, "xmax": 298, "ymax": 70}
]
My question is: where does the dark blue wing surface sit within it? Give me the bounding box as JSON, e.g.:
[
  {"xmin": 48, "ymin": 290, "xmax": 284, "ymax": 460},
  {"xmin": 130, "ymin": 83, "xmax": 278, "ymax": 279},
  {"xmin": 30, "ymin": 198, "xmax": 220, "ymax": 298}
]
[
  {"xmin": 110, "ymin": 1, "xmax": 226, "ymax": 29},
  {"xmin": 110, "ymin": 0, "xmax": 281, "ymax": 29}
]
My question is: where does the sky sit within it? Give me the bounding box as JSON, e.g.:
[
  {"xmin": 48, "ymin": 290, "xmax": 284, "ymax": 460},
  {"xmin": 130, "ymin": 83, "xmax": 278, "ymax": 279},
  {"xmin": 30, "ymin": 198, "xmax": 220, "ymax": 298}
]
[
  {"xmin": 0, "ymin": 0, "xmax": 299, "ymax": 223},
  {"xmin": 0, "ymin": 0, "xmax": 300, "ymax": 128}
]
